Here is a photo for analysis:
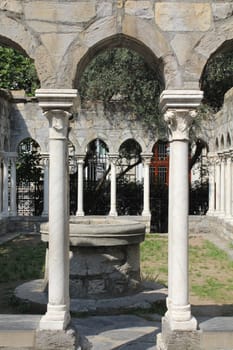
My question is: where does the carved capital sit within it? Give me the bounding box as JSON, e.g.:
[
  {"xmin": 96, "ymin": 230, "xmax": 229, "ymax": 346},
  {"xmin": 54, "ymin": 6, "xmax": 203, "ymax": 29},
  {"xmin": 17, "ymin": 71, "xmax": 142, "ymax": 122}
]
[
  {"xmin": 45, "ymin": 110, "xmax": 71, "ymax": 139},
  {"xmin": 75, "ymin": 154, "xmax": 86, "ymax": 165},
  {"xmin": 141, "ymin": 152, "xmax": 153, "ymax": 165},
  {"xmin": 164, "ymin": 109, "xmax": 196, "ymax": 141},
  {"xmin": 109, "ymin": 153, "xmax": 119, "ymax": 165}
]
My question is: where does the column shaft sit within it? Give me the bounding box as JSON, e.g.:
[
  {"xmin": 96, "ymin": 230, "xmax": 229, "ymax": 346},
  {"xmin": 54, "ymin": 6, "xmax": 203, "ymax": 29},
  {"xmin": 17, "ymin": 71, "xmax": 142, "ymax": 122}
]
[
  {"xmin": 42, "ymin": 155, "xmax": 49, "ymax": 217},
  {"xmin": 207, "ymin": 156, "xmax": 215, "ymax": 215},
  {"xmin": 225, "ymin": 155, "xmax": 232, "ymax": 219},
  {"xmin": 142, "ymin": 154, "xmax": 152, "ymax": 216},
  {"xmin": 220, "ymin": 156, "xmax": 225, "ymax": 216},
  {"xmin": 215, "ymin": 160, "xmax": 221, "ymax": 215},
  {"xmin": 2, "ymin": 155, "xmax": 9, "ymax": 216},
  {"xmin": 76, "ymin": 156, "xmax": 84, "ymax": 216},
  {"xmin": 109, "ymin": 155, "xmax": 118, "ymax": 216}
]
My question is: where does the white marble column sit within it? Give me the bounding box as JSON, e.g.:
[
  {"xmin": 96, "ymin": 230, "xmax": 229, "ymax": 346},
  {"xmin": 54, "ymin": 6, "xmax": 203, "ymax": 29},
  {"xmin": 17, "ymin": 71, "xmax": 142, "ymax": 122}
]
[
  {"xmin": 219, "ymin": 154, "xmax": 226, "ymax": 217},
  {"xmin": 215, "ymin": 157, "xmax": 221, "ymax": 216},
  {"xmin": 42, "ymin": 154, "xmax": 49, "ymax": 217},
  {"xmin": 159, "ymin": 90, "xmax": 203, "ymax": 336},
  {"xmin": 2, "ymin": 153, "xmax": 9, "ymax": 216},
  {"xmin": 9, "ymin": 153, "xmax": 18, "ymax": 216},
  {"xmin": 36, "ymin": 88, "xmax": 78, "ymax": 331},
  {"xmin": 225, "ymin": 152, "xmax": 232, "ymax": 220},
  {"xmin": 76, "ymin": 154, "xmax": 85, "ymax": 216},
  {"xmin": 141, "ymin": 153, "xmax": 153, "ymax": 217},
  {"xmin": 109, "ymin": 153, "xmax": 118, "ymax": 216},
  {"xmin": 206, "ymin": 153, "xmax": 216, "ymax": 216}
]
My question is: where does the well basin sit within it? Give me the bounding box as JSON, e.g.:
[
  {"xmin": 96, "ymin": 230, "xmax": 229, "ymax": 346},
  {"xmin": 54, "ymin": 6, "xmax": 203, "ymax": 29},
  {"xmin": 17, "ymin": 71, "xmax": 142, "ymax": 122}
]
[{"xmin": 41, "ymin": 216, "xmax": 145, "ymax": 298}]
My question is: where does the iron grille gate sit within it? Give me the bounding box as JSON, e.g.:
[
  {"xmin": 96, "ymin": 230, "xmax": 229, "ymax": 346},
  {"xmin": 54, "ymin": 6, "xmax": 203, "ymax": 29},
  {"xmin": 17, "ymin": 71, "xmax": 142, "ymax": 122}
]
[{"xmin": 17, "ymin": 181, "xmax": 43, "ymax": 216}]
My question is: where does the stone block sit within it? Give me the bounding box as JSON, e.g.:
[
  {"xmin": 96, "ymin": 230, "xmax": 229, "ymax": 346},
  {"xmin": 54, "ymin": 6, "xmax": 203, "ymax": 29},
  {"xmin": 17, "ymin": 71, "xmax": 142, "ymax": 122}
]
[
  {"xmin": 125, "ymin": 1, "xmax": 153, "ymax": 19},
  {"xmin": 157, "ymin": 317, "xmax": 201, "ymax": 350},
  {"xmin": 35, "ymin": 327, "xmax": 78, "ymax": 350},
  {"xmin": 155, "ymin": 3, "xmax": 212, "ymax": 32},
  {"xmin": 0, "ymin": 0, "xmax": 23, "ymax": 14},
  {"xmin": 212, "ymin": 3, "xmax": 233, "ymax": 21},
  {"xmin": 24, "ymin": 2, "xmax": 95, "ymax": 23}
]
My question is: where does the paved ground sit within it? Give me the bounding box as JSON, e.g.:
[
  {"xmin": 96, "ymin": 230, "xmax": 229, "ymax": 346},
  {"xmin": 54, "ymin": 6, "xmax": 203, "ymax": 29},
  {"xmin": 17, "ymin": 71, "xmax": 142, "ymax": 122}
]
[{"xmin": 0, "ymin": 230, "xmax": 233, "ymax": 349}]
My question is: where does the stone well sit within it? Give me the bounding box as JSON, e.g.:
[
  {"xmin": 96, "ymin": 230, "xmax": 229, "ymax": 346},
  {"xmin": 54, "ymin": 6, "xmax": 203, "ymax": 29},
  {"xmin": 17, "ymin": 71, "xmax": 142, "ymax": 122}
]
[{"xmin": 41, "ymin": 217, "xmax": 145, "ymax": 298}]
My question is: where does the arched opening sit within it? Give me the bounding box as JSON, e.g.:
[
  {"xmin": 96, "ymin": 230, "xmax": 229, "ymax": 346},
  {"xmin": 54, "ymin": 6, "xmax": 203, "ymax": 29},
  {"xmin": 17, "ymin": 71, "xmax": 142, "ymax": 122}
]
[
  {"xmin": 117, "ymin": 139, "xmax": 143, "ymax": 215},
  {"xmin": 0, "ymin": 45, "xmax": 40, "ymax": 96},
  {"xmin": 227, "ymin": 132, "xmax": 231, "ymax": 147},
  {"xmin": 83, "ymin": 138, "xmax": 110, "ymax": 215},
  {"xmin": 200, "ymin": 40, "xmax": 233, "ymax": 112},
  {"xmin": 150, "ymin": 140, "xmax": 169, "ymax": 233},
  {"xmin": 16, "ymin": 138, "xmax": 42, "ymax": 216},
  {"xmin": 221, "ymin": 135, "xmax": 225, "ymax": 149}
]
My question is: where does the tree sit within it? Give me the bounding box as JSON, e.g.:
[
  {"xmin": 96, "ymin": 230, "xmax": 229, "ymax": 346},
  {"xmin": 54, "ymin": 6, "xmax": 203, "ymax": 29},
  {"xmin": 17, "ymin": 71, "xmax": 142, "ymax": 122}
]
[
  {"xmin": 79, "ymin": 48, "xmax": 164, "ymax": 129},
  {"xmin": 0, "ymin": 46, "xmax": 39, "ymax": 95}
]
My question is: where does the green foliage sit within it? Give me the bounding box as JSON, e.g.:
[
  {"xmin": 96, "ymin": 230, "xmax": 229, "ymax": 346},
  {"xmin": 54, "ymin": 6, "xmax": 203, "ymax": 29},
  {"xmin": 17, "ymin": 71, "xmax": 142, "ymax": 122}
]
[
  {"xmin": 0, "ymin": 46, "xmax": 39, "ymax": 95},
  {"xmin": 202, "ymin": 50, "xmax": 233, "ymax": 110},
  {"xmin": 79, "ymin": 48, "xmax": 163, "ymax": 128},
  {"xmin": 16, "ymin": 139, "xmax": 42, "ymax": 184},
  {"xmin": 0, "ymin": 235, "xmax": 45, "ymax": 283}
]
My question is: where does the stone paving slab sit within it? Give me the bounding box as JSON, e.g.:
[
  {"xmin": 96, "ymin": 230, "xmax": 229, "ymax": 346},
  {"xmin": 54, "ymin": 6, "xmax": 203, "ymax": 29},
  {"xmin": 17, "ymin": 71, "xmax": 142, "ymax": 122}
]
[
  {"xmin": 199, "ymin": 317, "xmax": 233, "ymax": 331},
  {"xmin": 73, "ymin": 315, "xmax": 159, "ymax": 350}
]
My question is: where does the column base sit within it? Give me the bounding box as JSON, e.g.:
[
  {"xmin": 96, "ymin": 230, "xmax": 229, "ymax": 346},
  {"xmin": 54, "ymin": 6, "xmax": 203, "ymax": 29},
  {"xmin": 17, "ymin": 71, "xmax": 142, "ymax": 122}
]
[
  {"xmin": 109, "ymin": 211, "xmax": 118, "ymax": 217},
  {"xmin": 75, "ymin": 211, "xmax": 84, "ymax": 217},
  {"xmin": 36, "ymin": 326, "xmax": 78, "ymax": 350},
  {"xmin": 39, "ymin": 304, "xmax": 71, "ymax": 330},
  {"xmin": 156, "ymin": 315, "xmax": 201, "ymax": 350},
  {"xmin": 142, "ymin": 210, "xmax": 151, "ymax": 217}
]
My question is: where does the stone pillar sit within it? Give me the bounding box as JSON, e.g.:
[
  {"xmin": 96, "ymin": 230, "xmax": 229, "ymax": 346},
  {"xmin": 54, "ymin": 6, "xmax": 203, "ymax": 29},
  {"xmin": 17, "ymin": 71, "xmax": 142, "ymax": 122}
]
[
  {"xmin": 9, "ymin": 153, "xmax": 18, "ymax": 216},
  {"xmin": 225, "ymin": 152, "xmax": 232, "ymax": 220},
  {"xmin": 109, "ymin": 153, "xmax": 118, "ymax": 216},
  {"xmin": 36, "ymin": 89, "xmax": 78, "ymax": 331},
  {"xmin": 206, "ymin": 153, "xmax": 216, "ymax": 216},
  {"xmin": 2, "ymin": 153, "xmax": 9, "ymax": 216},
  {"xmin": 219, "ymin": 153, "xmax": 226, "ymax": 217},
  {"xmin": 76, "ymin": 154, "xmax": 85, "ymax": 216},
  {"xmin": 141, "ymin": 153, "xmax": 153, "ymax": 217},
  {"xmin": 42, "ymin": 154, "xmax": 49, "ymax": 217},
  {"xmin": 157, "ymin": 90, "xmax": 203, "ymax": 350},
  {"xmin": 215, "ymin": 157, "xmax": 221, "ymax": 216}
]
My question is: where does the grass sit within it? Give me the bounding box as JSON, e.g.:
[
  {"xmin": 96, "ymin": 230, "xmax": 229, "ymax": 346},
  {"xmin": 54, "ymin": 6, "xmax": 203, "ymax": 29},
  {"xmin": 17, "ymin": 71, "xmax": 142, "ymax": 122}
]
[
  {"xmin": 0, "ymin": 235, "xmax": 46, "ymax": 283},
  {"xmin": 0, "ymin": 233, "xmax": 232, "ymax": 308},
  {"xmin": 141, "ymin": 234, "xmax": 233, "ymax": 304}
]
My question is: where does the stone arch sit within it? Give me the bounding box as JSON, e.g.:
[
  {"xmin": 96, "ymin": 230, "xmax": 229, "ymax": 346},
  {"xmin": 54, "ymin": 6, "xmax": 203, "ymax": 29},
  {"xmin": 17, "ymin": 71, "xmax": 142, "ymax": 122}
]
[
  {"xmin": 0, "ymin": 18, "xmax": 47, "ymax": 86},
  {"xmin": 198, "ymin": 19, "xmax": 233, "ymax": 88},
  {"xmin": 82, "ymin": 134, "xmax": 111, "ymax": 155},
  {"xmin": 66, "ymin": 17, "xmax": 174, "ymax": 89},
  {"xmin": 118, "ymin": 135, "xmax": 144, "ymax": 154}
]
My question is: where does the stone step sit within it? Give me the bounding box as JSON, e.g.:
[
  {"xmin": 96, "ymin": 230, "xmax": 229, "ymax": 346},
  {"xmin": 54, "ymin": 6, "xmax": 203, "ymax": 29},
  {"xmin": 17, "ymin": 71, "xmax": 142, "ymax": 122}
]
[
  {"xmin": 0, "ymin": 315, "xmax": 41, "ymax": 348},
  {"xmin": 199, "ymin": 317, "xmax": 233, "ymax": 350}
]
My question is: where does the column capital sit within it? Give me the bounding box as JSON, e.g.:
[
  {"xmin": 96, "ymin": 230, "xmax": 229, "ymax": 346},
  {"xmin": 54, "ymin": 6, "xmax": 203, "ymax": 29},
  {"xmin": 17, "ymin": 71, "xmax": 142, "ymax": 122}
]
[
  {"xmin": 164, "ymin": 109, "xmax": 196, "ymax": 141},
  {"xmin": 141, "ymin": 152, "xmax": 153, "ymax": 164},
  {"xmin": 75, "ymin": 154, "xmax": 86, "ymax": 163},
  {"xmin": 35, "ymin": 89, "xmax": 78, "ymax": 113},
  {"xmin": 45, "ymin": 110, "xmax": 71, "ymax": 140},
  {"xmin": 159, "ymin": 89, "xmax": 203, "ymax": 113},
  {"xmin": 109, "ymin": 153, "xmax": 119, "ymax": 162}
]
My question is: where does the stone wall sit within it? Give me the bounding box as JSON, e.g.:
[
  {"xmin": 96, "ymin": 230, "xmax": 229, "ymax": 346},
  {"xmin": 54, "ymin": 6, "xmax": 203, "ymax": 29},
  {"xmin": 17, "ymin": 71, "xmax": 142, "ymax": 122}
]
[{"xmin": 0, "ymin": 1, "xmax": 233, "ymax": 91}]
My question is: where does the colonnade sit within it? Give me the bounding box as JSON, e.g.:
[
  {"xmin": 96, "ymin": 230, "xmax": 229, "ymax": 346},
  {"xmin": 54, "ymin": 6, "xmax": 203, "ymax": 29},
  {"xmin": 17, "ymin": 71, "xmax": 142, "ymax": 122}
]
[
  {"xmin": 207, "ymin": 151, "xmax": 233, "ymax": 220},
  {"xmin": 75, "ymin": 152, "xmax": 152, "ymax": 218}
]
